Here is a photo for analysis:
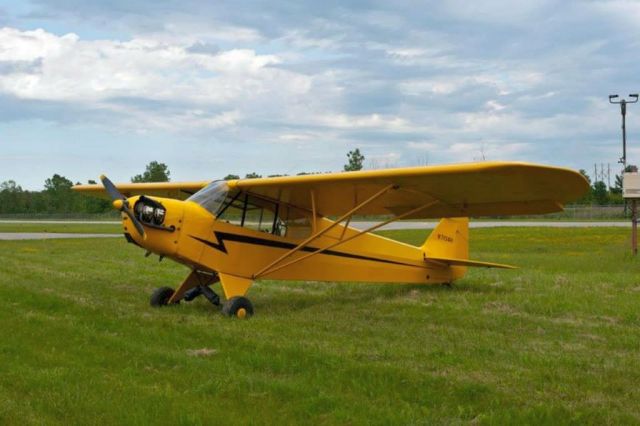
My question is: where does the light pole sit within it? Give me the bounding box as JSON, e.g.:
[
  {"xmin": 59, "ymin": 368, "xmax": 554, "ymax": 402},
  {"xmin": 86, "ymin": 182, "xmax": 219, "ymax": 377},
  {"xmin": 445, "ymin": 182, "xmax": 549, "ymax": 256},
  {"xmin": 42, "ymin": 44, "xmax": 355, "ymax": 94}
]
[
  {"xmin": 609, "ymin": 94, "xmax": 638, "ymax": 170},
  {"xmin": 610, "ymin": 93, "xmax": 639, "ymax": 254}
]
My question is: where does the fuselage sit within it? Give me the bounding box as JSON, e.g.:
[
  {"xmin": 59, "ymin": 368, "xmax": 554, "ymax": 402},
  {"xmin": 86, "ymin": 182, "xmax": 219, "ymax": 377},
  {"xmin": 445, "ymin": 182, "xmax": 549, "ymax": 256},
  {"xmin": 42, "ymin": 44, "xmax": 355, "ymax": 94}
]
[{"xmin": 122, "ymin": 196, "xmax": 457, "ymax": 284}]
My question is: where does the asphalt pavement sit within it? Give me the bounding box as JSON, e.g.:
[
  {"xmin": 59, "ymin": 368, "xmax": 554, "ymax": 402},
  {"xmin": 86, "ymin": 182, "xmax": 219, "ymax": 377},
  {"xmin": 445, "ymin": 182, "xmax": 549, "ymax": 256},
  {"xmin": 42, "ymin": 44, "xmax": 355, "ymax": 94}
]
[
  {"xmin": 0, "ymin": 220, "xmax": 630, "ymax": 240},
  {"xmin": 0, "ymin": 233, "xmax": 121, "ymax": 240}
]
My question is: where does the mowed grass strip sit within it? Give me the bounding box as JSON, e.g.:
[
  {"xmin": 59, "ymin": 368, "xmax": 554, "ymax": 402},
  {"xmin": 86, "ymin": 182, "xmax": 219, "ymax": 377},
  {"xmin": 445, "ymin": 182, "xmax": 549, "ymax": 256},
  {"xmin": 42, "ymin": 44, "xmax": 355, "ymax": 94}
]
[{"xmin": 0, "ymin": 228, "xmax": 639, "ymax": 425}]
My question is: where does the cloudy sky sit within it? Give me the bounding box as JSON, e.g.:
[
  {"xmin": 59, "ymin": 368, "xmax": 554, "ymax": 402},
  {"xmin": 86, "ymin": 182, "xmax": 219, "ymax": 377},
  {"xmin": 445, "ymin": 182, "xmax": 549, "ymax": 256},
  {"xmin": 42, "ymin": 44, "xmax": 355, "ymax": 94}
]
[{"xmin": 1, "ymin": 0, "xmax": 639, "ymax": 189}]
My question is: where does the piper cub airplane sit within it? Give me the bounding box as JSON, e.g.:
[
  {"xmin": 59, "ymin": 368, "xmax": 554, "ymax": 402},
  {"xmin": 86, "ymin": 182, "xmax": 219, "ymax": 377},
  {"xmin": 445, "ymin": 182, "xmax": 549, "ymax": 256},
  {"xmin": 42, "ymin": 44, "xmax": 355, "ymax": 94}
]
[{"xmin": 73, "ymin": 162, "xmax": 588, "ymax": 318}]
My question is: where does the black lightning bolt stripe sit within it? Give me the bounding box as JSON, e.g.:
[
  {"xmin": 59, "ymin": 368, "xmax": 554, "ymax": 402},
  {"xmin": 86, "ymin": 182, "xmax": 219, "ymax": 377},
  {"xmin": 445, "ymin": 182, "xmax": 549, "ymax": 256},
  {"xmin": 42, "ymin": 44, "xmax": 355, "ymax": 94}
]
[{"xmin": 190, "ymin": 232, "xmax": 425, "ymax": 268}]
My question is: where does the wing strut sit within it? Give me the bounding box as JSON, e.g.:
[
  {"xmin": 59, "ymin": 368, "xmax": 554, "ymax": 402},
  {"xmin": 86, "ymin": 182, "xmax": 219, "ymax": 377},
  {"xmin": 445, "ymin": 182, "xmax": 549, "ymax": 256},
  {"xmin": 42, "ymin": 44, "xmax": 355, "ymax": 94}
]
[
  {"xmin": 252, "ymin": 184, "xmax": 396, "ymax": 278},
  {"xmin": 252, "ymin": 199, "xmax": 439, "ymax": 279}
]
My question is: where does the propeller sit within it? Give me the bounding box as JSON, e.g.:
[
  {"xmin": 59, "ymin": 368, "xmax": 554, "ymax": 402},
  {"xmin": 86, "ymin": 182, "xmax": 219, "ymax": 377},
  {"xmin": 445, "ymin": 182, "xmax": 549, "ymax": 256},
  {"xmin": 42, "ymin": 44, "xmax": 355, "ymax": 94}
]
[{"xmin": 100, "ymin": 175, "xmax": 146, "ymax": 239}]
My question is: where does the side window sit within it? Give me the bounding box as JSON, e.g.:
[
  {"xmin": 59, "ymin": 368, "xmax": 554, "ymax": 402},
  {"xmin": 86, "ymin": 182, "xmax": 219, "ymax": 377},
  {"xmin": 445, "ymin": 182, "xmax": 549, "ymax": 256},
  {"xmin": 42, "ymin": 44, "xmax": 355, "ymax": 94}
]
[
  {"xmin": 278, "ymin": 205, "xmax": 310, "ymax": 239},
  {"xmin": 216, "ymin": 192, "xmax": 244, "ymax": 224},
  {"xmin": 284, "ymin": 217, "xmax": 311, "ymax": 239},
  {"xmin": 243, "ymin": 201, "xmax": 275, "ymax": 233},
  {"xmin": 216, "ymin": 192, "xmax": 287, "ymax": 236}
]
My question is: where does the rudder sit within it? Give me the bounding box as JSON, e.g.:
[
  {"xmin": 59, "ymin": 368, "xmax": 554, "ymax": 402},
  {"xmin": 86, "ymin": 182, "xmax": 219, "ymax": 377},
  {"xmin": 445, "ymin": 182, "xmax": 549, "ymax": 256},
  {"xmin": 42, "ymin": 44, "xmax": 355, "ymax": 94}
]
[{"xmin": 421, "ymin": 217, "xmax": 469, "ymax": 280}]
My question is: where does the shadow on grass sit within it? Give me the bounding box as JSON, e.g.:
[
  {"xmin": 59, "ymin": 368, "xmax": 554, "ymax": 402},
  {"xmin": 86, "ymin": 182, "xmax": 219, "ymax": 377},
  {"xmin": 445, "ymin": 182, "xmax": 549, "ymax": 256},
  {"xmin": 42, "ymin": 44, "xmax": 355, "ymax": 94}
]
[
  {"xmin": 224, "ymin": 279, "xmax": 516, "ymax": 315},
  {"xmin": 133, "ymin": 277, "xmax": 517, "ymax": 319}
]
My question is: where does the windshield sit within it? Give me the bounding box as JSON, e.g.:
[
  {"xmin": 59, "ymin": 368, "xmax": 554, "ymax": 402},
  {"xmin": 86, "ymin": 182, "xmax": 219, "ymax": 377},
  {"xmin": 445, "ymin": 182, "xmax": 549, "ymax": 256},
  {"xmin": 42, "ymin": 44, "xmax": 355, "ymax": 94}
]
[{"xmin": 187, "ymin": 180, "xmax": 229, "ymax": 216}]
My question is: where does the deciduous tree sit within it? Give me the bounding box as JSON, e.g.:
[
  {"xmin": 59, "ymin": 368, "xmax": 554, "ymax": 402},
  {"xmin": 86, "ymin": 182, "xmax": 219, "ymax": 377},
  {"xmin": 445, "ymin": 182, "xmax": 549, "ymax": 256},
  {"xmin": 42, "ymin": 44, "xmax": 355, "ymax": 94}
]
[{"xmin": 131, "ymin": 161, "xmax": 171, "ymax": 183}]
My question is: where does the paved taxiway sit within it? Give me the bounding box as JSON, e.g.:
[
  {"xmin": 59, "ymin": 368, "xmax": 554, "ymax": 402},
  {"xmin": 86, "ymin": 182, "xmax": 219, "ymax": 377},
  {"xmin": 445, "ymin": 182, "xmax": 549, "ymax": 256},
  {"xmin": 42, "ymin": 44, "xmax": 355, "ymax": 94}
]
[
  {"xmin": 0, "ymin": 233, "xmax": 121, "ymax": 240},
  {"xmin": 0, "ymin": 221, "xmax": 629, "ymax": 240}
]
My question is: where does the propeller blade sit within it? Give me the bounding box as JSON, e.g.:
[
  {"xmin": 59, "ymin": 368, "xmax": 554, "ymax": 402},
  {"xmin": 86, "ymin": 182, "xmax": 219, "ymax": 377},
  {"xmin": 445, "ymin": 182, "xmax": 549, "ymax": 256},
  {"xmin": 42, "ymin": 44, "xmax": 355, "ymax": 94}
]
[
  {"xmin": 124, "ymin": 208, "xmax": 146, "ymax": 238},
  {"xmin": 100, "ymin": 174, "xmax": 146, "ymax": 239},
  {"xmin": 100, "ymin": 174, "xmax": 125, "ymax": 201}
]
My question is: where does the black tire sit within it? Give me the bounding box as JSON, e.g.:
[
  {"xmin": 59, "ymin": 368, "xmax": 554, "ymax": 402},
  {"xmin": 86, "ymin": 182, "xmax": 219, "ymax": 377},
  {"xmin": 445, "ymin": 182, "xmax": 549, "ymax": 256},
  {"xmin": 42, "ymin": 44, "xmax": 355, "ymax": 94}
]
[
  {"xmin": 221, "ymin": 296, "xmax": 254, "ymax": 318},
  {"xmin": 150, "ymin": 286, "xmax": 177, "ymax": 307}
]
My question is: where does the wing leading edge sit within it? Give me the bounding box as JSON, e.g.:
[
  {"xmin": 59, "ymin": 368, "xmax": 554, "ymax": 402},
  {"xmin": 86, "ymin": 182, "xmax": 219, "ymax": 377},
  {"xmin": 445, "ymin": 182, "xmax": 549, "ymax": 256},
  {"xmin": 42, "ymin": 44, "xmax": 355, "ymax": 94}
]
[{"xmin": 73, "ymin": 181, "xmax": 210, "ymax": 200}]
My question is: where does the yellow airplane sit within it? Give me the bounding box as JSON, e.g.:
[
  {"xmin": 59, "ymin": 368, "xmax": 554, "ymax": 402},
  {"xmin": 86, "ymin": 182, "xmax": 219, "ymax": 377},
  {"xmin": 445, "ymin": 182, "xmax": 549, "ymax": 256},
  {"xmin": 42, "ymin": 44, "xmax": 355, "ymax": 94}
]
[{"xmin": 73, "ymin": 162, "xmax": 588, "ymax": 318}]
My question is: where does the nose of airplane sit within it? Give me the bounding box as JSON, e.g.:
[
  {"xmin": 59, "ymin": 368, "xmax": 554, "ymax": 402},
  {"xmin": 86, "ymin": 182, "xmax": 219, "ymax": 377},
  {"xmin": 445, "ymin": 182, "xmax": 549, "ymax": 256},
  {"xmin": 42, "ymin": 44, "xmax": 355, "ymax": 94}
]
[
  {"xmin": 101, "ymin": 175, "xmax": 147, "ymax": 238},
  {"xmin": 124, "ymin": 195, "xmax": 185, "ymax": 257},
  {"xmin": 99, "ymin": 175, "xmax": 186, "ymax": 257}
]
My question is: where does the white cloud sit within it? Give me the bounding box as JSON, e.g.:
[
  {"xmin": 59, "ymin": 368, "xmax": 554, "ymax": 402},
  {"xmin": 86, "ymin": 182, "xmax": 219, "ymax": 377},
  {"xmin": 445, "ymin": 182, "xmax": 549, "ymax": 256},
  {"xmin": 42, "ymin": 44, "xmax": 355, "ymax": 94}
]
[
  {"xmin": 120, "ymin": 109, "xmax": 243, "ymax": 133},
  {"xmin": 314, "ymin": 113, "xmax": 410, "ymax": 131},
  {"xmin": 485, "ymin": 100, "xmax": 506, "ymax": 111},
  {"xmin": 399, "ymin": 79, "xmax": 459, "ymax": 95},
  {"xmin": 2, "ymin": 0, "xmax": 638, "ymax": 187},
  {"xmin": 0, "ymin": 27, "xmax": 312, "ymax": 131},
  {"xmin": 398, "ymin": 69, "xmax": 543, "ymax": 98}
]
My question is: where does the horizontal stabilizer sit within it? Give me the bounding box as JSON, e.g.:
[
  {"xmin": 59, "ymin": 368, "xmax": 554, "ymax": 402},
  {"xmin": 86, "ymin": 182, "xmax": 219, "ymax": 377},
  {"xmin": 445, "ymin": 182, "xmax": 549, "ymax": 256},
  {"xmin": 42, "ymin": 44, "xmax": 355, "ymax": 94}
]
[{"xmin": 425, "ymin": 256, "xmax": 516, "ymax": 269}]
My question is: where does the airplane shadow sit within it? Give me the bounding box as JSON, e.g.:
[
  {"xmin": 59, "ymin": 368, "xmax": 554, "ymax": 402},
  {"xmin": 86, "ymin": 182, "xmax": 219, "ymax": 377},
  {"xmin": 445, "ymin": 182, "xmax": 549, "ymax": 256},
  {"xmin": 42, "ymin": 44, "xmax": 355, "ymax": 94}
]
[
  {"xmin": 177, "ymin": 279, "xmax": 513, "ymax": 316},
  {"xmin": 254, "ymin": 280, "xmax": 514, "ymax": 315}
]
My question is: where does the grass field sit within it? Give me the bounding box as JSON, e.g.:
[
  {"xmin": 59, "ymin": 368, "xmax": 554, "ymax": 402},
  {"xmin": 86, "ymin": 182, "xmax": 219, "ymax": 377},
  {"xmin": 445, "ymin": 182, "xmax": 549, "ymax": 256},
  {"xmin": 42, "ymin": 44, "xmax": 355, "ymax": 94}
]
[{"xmin": 1, "ymin": 227, "xmax": 639, "ymax": 424}]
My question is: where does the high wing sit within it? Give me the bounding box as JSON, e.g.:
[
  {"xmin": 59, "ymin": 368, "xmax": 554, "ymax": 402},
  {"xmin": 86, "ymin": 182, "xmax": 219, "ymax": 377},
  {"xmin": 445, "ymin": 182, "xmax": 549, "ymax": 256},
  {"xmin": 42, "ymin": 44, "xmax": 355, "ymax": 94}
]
[
  {"xmin": 226, "ymin": 162, "xmax": 589, "ymax": 219},
  {"xmin": 73, "ymin": 181, "xmax": 210, "ymax": 200}
]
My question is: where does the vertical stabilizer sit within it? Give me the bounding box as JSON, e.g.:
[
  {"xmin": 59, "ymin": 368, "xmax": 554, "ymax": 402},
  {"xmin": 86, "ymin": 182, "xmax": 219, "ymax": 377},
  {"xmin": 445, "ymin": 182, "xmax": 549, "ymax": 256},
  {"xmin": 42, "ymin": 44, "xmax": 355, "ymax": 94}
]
[{"xmin": 421, "ymin": 218, "xmax": 469, "ymax": 280}]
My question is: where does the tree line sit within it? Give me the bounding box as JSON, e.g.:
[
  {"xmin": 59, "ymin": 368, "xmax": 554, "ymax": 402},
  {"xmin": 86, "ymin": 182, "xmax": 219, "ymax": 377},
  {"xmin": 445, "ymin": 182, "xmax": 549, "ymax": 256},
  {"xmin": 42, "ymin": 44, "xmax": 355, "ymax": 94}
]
[
  {"xmin": 0, "ymin": 161, "xmax": 175, "ymax": 215},
  {"xmin": 1, "ymin": 152, "xmax": 628, "ymax": 216},
  {"xmin": 0, "ymin": 151, "xmax": 366, "ymax": 215},
  {"xmin": 576, "ymin": 166, "xmax": 635, "ymax": 205}
]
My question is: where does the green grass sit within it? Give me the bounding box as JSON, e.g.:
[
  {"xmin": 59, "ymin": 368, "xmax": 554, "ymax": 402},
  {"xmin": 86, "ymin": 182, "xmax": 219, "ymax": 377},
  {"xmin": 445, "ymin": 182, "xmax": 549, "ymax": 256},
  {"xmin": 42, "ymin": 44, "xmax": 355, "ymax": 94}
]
[
  {"xmin": 0, "ymin": 222, "xmax": 120, "ymax": 234},
  {"xmin": 1, "ymin": 228, "xmax": 639, "ymax": 424}
]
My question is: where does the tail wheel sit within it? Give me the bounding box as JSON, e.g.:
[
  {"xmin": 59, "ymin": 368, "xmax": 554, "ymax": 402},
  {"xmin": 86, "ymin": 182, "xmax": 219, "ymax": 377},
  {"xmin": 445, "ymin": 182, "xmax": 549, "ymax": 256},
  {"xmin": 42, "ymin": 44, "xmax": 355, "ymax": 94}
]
[
  {"xmin": 150, "ymin": 286, "xmax": 178, "ymax": 307},
  {"xmin": 222, "ymin": 296, "xmax": 254, "ymax": 318}
]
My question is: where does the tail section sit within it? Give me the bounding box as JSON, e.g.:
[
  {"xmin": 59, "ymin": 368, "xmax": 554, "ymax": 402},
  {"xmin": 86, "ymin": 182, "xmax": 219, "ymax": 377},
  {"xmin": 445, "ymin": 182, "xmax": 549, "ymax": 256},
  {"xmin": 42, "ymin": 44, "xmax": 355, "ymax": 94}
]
[
  {"xmin": 421, "ymin": 218, "xmax": 469, "ymax": 280},
  {"xmin": 421, "ymin": 218, "xmax": 515, "ymax": 280},
  {"xmin": 422, "ymin": 217, "xmax": 469, "ymax": 260}
]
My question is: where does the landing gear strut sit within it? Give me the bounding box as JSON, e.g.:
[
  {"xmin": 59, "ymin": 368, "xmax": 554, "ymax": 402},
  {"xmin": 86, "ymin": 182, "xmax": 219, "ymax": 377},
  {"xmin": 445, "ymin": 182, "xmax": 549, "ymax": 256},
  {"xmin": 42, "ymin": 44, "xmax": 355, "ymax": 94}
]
[
  {"xmin": 150, "ymin": 270, "xmax": 254, "ymax": 318},
  {"xmin": 183, "ymin": 285, "xmax": 220, "ymax": 306},
  {"xmin": 184, "ymin": 285, "xmax": 252, "ymax": 318}
]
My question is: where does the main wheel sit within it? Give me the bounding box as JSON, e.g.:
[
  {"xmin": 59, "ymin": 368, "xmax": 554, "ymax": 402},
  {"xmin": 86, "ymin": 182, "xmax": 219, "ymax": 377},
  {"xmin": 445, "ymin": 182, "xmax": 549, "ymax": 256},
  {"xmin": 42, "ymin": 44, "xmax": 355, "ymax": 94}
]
[
  {"xmin": 150, "ymin": 286, "xmax": 178, "ymax": 307},
  {"xmin": 221, "ymin": 296, "xmax": 254, "ymax": 318}
]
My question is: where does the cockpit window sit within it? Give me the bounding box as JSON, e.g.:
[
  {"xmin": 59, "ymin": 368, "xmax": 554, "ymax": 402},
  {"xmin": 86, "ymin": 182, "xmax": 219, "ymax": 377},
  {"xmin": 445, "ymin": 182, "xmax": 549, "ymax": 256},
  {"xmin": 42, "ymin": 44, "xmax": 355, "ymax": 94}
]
[
  {"xmin": 187, "ymin": 180, "xmax": 229, "ymax": 216},
  {"xmin": 216, "ymin": 192, "xmax": 286, "ymax": 236},
  {"xmin": 189, "ymin": 182, "xmax": 310, "ymax": 238}
]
